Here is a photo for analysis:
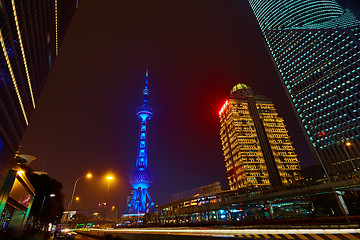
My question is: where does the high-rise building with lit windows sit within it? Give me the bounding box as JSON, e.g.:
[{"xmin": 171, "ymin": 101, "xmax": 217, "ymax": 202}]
[
  {"xmin": 0, "ymin": 1, "xmax": 78, "ymax": 182},
  {"xmin": 247, "ymin": 0, "xmax": 360, "ymax": 175},
  {"xmin": 219, "ymin": 83, "xmax": 301, "ymax": 190}
]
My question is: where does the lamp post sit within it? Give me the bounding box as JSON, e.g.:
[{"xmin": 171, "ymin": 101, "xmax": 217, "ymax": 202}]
[
  {"xmin": 105, "ymin": 175, "xmax": 113, "ymax": 219},
  {"xmin": 66, "ymin": 173, "xmax": 92, "ymax": 223},
  {"xmin": 38, "ymin": 194, "xmax": 55, "ymax": 230},
  {"xmin": 106, "ymin": 176, "xmax": 113, "ymax": 194},
  {"xmin": 111, "ymin": 205, "xmax": 118, "ymax": 219},
  {"xmin": 312, "ymin": 146, "xmax": 350, "ymax": 223},
  {"xmin": 296, "ymin": 129, "xmax": 350, "ymax": 222},
  {"xmin": 39, "ymin": 194, "xmax": 55, "ymax": 217},
  {"xmin": 343, "ymin": 141, "xmax": 360, "ymax": 179}
]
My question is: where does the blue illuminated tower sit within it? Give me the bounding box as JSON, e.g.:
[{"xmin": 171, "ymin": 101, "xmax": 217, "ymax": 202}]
[{"xmin": 126, "ymin": 69, "xmax": 155, "ymax": 214}]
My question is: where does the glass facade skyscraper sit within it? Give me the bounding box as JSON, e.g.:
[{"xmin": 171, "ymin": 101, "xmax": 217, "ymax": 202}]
[
  {"xmin": 0, "ymin": 1, "xmax": 78, "ymax": 183},
  {"xmin": 248, "ymin": 0, "xmax": 360, "ymax": 175},
  {"xmin": 219, "ymin": 83, "xmax": 301, "ymax": 190}
]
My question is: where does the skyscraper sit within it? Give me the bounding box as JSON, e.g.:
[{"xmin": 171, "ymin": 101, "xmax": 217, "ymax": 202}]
[
  {"xmin": 126, "ymin": 69, "xmax": 155, "ymax": 215},
  {"xmin": 219, "ymin": 83, "xmax": 301, "ymax": 190},
  {"xmin": 247, "ymin": 0, "xmax": 360, "ymax": 175},
  {"xmin": 0, "ymin": 1, "xmax": 78, "ymax": 183}
]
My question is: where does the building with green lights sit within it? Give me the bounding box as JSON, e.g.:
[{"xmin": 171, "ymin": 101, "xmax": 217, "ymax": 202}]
[{"xmin": 248, "ymin": 0, "xmax": 360, "ymax": 175}]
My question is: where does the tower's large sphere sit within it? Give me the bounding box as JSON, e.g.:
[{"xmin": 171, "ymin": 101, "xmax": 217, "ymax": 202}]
[
  {"xmin": 136, "ymin": 104, "xmax": 153, "ymax": 121},
  {"xmin": 130, "ymin": 168, "xmax": 153, "ymax": 189}
]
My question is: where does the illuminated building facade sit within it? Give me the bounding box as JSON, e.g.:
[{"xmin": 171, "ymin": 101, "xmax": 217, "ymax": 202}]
[
  {"xmin": 125, "ymin": 69, "xmax": 155, "ymax": 215},
  {"xmin": 219, "ymin": 83, "xmax": 301, "ymax": 190},
  {"xmin": 247, "ymin": 0, "xmax": 360, "ymax": 175},
  {"xmin": 0, "ymin": 1, "xmax": 78, "ymax": 183}
]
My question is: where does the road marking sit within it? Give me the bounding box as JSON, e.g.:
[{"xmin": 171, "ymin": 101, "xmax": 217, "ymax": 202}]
[
  {"xmin": 297, "ymin": 234, "xmax": 309, "ymax": 239},
  {"xmin": 272, "ymin": 234, "xmax": 283, "ymax": 239},
  {"xmin": 343, "ymin": 234, "xmax": 360, "ymax": 240},
  {"xmin": 308, "ymin": 234, "xmax": 325, "ymax": 240},
  {"xmin": 284, "ymin": 234, "xmax": 295, "ymax": 239},
  {"xmin": 325, "ymin": 234, "xmax": 341, "ymax": 240}
]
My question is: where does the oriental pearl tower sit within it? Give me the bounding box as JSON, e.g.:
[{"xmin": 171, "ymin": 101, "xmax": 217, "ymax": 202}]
[{"xmin": 126, "ymin": 68, "xmax": 155, "ymax": 214}]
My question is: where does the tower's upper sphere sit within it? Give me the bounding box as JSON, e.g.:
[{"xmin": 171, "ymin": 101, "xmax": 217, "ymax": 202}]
[
  {"xmin": 137, "ymin": 103, "xmax": 153, "ymax": 121},
  {"xmin": 130, "ymin": 168, "xmax": 153, "ymax": 189}
]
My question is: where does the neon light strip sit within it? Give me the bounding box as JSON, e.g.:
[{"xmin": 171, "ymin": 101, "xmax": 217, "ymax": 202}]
[
  {"xmin": 219, "ymin": 100, "xmax": 228, "ymax": 116},
  {"xmin": 11, "ymin": 0, "xmax": 36, "ymax": 109},
  {"xmin": 0, "ymin": 30, "xmax": 28, "ymax": 125},
  {"xmin": 55, "ymin": 0, "xmax": 58, "ymax": 56}
]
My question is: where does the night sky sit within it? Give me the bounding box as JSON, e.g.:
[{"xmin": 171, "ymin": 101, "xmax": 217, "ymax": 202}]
[{"xmin": 20, "ymin": 0, "xmax": 315, "ymax": 211}]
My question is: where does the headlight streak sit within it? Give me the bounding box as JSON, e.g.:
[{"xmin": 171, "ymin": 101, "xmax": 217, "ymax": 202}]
[{"xmin": 83, "ymin": 227, "xmax": 360, "ymax": 236}]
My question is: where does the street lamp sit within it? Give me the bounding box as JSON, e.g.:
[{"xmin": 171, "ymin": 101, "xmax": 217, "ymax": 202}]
[
  {"xmin": 106, "ymin": 175, "xmax": 113, "ymax": 194},
  {"xmin": 311, "ymin": 146, "xmax": 350, "ymax": 223},
  {"xmin": 67, "ymin": 173, "xmax": 92, "ymax": 222},
  {"xmin": 343, "ymin": 141, "xmax": 360, "ymax": 179},
  {"xmin": 111, "ymin": 205, "xmax": 118, "ymax": 219},
  {"xmin": 105, "ymin": 175, "xmax": 114, "ymax": 218},
  {"xmin": 39, "ymin": 193, "xmax": 55, "ymax": 226},
  {"xmin": 296, "ymin": 129, "xmax": 350, "ymax": 222}
]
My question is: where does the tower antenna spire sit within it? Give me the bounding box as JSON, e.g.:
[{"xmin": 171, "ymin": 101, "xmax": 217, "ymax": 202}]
[{"xmin": 143, "ymin": 65, "xmax": 149, "ymax": 104}]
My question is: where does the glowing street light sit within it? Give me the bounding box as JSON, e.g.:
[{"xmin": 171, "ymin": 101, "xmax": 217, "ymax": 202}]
[
  {"xmin": 105, "ymin": 175, "xmax": 114, "ymax": 218},
  {"xmin": 75, "ymin": 197, "xmax": 80, "ymax": 201},
  {"xmin": 106, "ymin": 175, "xmax": 113, "ymax": 197},
  {"xmin": 106, "ymin": 175, "xmax": 114, "ymax": 194},
  {"xmin": 343, "ymin": 141, "xmax": 360, "ymax": 179},
  {"xmin": 39, "ymin": 194, "xmax": 55, "ymax": 220},
  {"xmin": 309, "ymin": 139, "xmax": 350, "ymax": 222},
  {"xmin": 67, "ymin": 173, "xmax": 92, "ymax": 223}
]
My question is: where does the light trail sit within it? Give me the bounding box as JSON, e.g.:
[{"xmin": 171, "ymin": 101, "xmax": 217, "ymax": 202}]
[{"xmin": 79, "ymin": 227, "xmax": 360, "ymax": 238}]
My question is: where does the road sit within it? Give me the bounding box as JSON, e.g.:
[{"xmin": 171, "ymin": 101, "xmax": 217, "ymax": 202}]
[
  {"xmin": 73, "ymin": 235, "xmax": 96, "ymax": 240},
  {"xmin": 75, "ymin": 227, "xmax": 360, "ymax": 240}
]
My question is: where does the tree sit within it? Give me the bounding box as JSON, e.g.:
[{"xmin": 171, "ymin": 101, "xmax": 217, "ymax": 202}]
[
  {"xmin": 71, "ymin": 213, "xmax": 88, "ymax": 222},
  {"xmin": 27, "ymin": 173, "xmax": 65, "ymax": 230}
]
